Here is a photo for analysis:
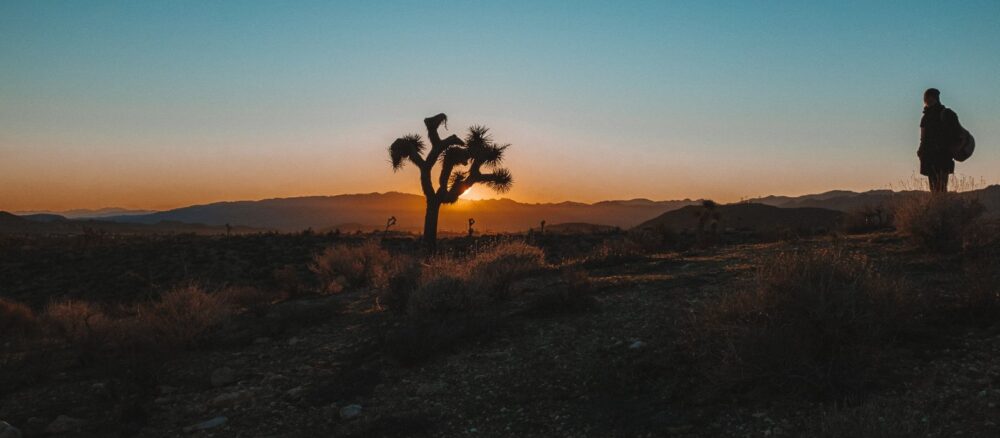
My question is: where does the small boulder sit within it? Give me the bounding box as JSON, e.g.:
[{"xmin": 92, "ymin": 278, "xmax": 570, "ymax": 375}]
[
  {"xmin": 44, "ymin": 415, "xmax": 85, "ymax": 434},
  {"xmin": 628, "ymin": 340, "xmax": 646, "ymax": 350},
  {"xmin": 0, "ymin": 421, "xmax": 22, "ymax": 438},
  {"xmin": 183, "ymin": 416, "xmax": 227, "ymax": 432},
  {"xmin": 210, "ymin": 390, "xmax": 253, "ymax": 407},
  {"xmin": 339, "ymin": 404, "xmax": 363, "ymax": 420},
  {"xmin": 211, "ymin": 367, "xmax": 237, "ymax": 387}
]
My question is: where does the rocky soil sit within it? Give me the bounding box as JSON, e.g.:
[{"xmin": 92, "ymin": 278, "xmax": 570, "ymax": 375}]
[{"xmin": 2, "ymin": 234, "xmax": 999, "ymax": 437}]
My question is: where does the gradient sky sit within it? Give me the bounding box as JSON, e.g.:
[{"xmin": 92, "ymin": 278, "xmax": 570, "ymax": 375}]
[{"xmin": 2, "ymin": 0, "xmax": 999, "ymax": 211}]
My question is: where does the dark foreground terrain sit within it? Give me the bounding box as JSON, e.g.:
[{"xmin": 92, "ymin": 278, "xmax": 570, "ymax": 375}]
[{"xmin": 2, "ymin": 218, "xmax": 999, "ymax": 437}]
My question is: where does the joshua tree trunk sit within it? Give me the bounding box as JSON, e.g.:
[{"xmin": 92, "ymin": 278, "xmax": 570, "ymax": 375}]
[{"xmin": 423, "ymin": 200, "xmax": 441, "ymax": 249}]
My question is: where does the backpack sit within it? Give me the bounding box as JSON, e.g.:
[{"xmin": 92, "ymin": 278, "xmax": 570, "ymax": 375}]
[{"xmin": 942, "ymin": 108, "xmax": 975, "ymax": 162}]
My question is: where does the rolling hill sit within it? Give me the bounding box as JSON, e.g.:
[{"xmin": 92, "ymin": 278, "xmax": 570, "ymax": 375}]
[
  {"xmin": 0, "ymin": 211, "xmax": 258, "ymax": 235},
  {"xmin": 105, "ymin": 192, "xmax": 702, "ymax": 233},
  {"xmin": 635, "ymin": 203, "xmax": 844, "ymax": 233}
]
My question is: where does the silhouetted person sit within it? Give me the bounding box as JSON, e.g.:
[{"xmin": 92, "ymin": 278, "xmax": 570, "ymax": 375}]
[{"xmin": 918, "ymin": 88, "xmax": 959, "ymax": 193}]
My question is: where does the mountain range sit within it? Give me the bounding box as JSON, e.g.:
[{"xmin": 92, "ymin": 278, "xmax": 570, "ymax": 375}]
[
  {"xmin": 101, "ymin": 192, "xmax": 702, "ymax": 233},
  {"xmin": 6, "ymin": 185, "xmax": 1000, "ymax": 234}
]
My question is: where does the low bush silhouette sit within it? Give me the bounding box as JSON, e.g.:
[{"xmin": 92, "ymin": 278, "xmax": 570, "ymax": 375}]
[
  {"xmin": 40, "ymin": 286, "xmax": 235, "ymax": 364},
  {"xmin": 694, "ymin": 248, "xmax": 908, "ymax": 399},
  {"xmin": 217, "ymin": 285, "xmax": 283, "ymax": 315},
  {"xmin": 894, "ymin": 192, "xmax": 984, "ymax": 252},
  {"xmin": 131, "ymin": 285, "xmax": 232, "ymax": 350},
  {"xmin": 467, "ymin": 241, "xmax": 545, "ymax": 300},
  {"xmin": 44, "ymin": 300, "xmax": 113, "ymax": 361},
  {"xmin": 384, "ymin": 241, "xmax": 546, "ymax": 363},
  {"xmin": 0, "ymin": 298, "xmax": 42, "ymax": 340},
  {"xmin": 310, "ymin": 240, "xmax": 393, "ymax": 293},
  {"xmin": 842, "ymin": 203, "xmax": 894, "ymax": 234}
]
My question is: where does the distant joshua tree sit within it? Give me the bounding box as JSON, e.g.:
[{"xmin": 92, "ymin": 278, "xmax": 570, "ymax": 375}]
[
  {"xmin": 540, "ymin": 220, "xmax": 546, "ymax": 235},
  {"xmin": 383, "ymin": 216, "xmax": 397, "ymax": 240},
  {"xmin": 696, "ymin": 200, "xmax": 721, "ymax": 244},
  {"xmin": 468, "ymin": 218, "xmax": 476, "ymax": 238},
  {"xmin": 389, "ymin": 113, "xmax": 513, "ymax": 250}
]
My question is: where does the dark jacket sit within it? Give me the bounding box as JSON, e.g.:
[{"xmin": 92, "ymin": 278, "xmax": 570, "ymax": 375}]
[{"xmin": 918, "ymin": 103, "xmax": 958, "ymax": 176}]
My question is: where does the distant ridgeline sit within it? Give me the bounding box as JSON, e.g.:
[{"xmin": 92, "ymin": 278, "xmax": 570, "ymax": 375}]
[{"xmin": 5, "ymin": 186, "xmax": 999, "ymax": 235}]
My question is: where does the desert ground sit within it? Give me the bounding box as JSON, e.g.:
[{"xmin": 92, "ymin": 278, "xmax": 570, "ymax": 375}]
[{"xmin": 2, "ymin": 193, "xmax": 1000, "ymax": 437}]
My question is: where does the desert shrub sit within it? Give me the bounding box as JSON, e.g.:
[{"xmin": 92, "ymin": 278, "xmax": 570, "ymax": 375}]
[
  {"xmin": 629, "ymin": 225, "xmax": 684, "ymax": 253},
  {"xmin": 843, "ymin": 204, "xmax": 894, "ymax": 234},
  {"xmin": 894, "ymin": 192, "xmax": 984, "ymax": 253},
  {"xmin": 0, "ymin": 297, "xmax": 42, "ymax": 339},
  {"xmin": 694, "ymin": 248, "xmax": 907, "ymax": 399},
  {"xmin": 130, "ymin": 286, "xmax": 231, "ymax": 349},
  {"xmin": 44, "ymin": 300, "xmax": 113, "ymax": 359},
  {"xmin": 387, "ymin": 275, "xmax": 496, "ymax": 364},
  {"xmin": 385, "ymin": 243, "xmax": 545, "ymax": 363},
  {"xmin": 309, "ymin": 240, "xmax": 393, "ymax": 293},
  {"xmin": 579, "ymin": 238, "xmax": 647, "ymax": 267},
  {"xmin": 468, "ymin": 242, "xmax": 545, "ymax": 300},
  {"xmin": 380, "ymin": 260, "xmax": 421, "ymax": 315},
  {"xmin": 272, "ymin": 264, "xmax": 307, "ymax": 298},
  {"xmin": 406, "ymin": 276, "xmax": 484, "ymax": 320},
  {"xmin": 527, "ymin": 268, "xmax": 596, "ymax": 316},
  {"xmin": 217, "ymin": 285, "xmax": 283, "ymax": 315}
]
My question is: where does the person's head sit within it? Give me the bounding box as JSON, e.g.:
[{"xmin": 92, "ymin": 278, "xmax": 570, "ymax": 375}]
[{"xmin": 924, "ymin": 88, "xmax": 941, "ymax": 106}]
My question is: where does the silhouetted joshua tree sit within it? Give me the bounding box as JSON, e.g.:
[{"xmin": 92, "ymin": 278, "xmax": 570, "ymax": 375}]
[
  {"xmin": 468, "ymin": 218, "xmax": 476, "ymax": 238},
  {"xmin": 540, "ymin": 220, "xmax": 546, "ymax": 235},
  {"xmin": 389, "ymin": 113, "xmax": 513, "ymax": 250}
]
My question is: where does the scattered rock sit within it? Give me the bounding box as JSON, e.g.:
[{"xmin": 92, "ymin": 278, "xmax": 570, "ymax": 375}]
[
  {"xmin": 211, "ymin": 367, "xmax": 237, "ymax": 387},
  {"xmin": 285, "ymin": 386, "xmax": 306, "ymax": 400},
  {"xmin": 339, "ymin": 404, "xmax": 363, "ymax": 420},
  {"xmin": 211, "ymin": 390, "xmax": 254, "ymax": 407},
  {"xmin": 287, "ymin": 337, "xmax": 301, "ymax": 346},
  {"xmin": 629, "ymin": 340, "xmax": 646, "ymax": 350},
  {"xmin": 0, "ymin": 421, "xmax": 22, "ymax": 438},
  {"xmin": 183, "ymin": 416, "xmax": 228, "ymax": 432},
  {"xmin": 44, "ymin": 415, "xmax": 85, "ymax": 434}
]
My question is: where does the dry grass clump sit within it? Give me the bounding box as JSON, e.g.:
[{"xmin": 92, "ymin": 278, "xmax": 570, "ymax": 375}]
[
  {"xmin": 41, "ymin": 286, "xmax": 234, "ymax": 362},
  {"xmin": 578, "ymin": 238, "xmax": 647, "ymax": 267},
  {"xmin": 309, "ymin": 240, "xmax": 393, "ymax": 293},
  {"xmin": 467, "ymin": 241, "xmax": 545, "ymax": 300},
  {"xmin": 131, "ymin": 285, "xmax": 231, "ymax": 349},
  {"xmin": 384, "ymin": 241, "xmax": 546, "ymax": 364},
  {"xmin": 217, "ymin": 285, "xmax": 283, "ymax": 315},
  {"xmin": 695, "ymin": 248, "xmax": 908, "ymax": 399},
  {"xmin": 842, "ymin": 204, "xmax": 894, "ymax": 234},
  {"xmin": 1, "ymin": 297, "xmax": 43, "ymax": 339},
  {"xmin": 893, "ymin": 192, "xmax": 984, "ymax": 253},
  {"xmin": 381, "ymin": 241, "xmax": 546, "ymax": 316},
  {"xmin": 44, "ymin": 300, "xmax": 113, "ymax": 358}
]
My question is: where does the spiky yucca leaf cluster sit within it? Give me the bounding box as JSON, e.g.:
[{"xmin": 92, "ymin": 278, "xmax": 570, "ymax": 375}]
[{"xmin": 388, "ymin": 114, "xmax": 514, "ymax": 205}]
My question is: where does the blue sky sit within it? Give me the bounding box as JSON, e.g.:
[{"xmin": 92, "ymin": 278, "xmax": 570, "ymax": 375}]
[{"xmin": 1, "ymin": 0, "xmax": 998, "ymax": 209}]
